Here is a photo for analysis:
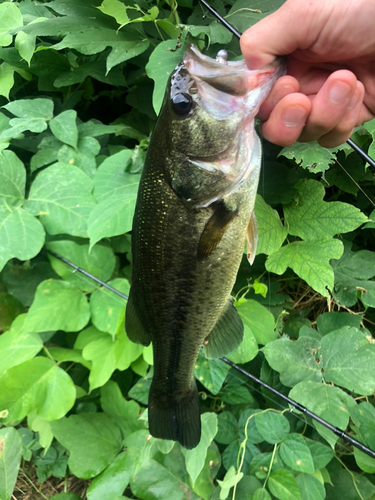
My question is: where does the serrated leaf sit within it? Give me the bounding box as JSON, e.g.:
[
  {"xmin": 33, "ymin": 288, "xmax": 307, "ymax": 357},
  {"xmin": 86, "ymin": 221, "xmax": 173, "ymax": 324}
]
[
  {"xmin": 255, "ymin": 194, "xmax": 287, "ymax": 256},
  {"xmin": 50, "ymin": 413, "xmax": 123, "ymax": 479},
  {"xmin": 47, "ymin": 240, "xmax": 115, "ymax": 293},
  {"xmin": 88, "ymin": 151, "xmax": 140, "ymax": 246},
  {"xmin": 321, "ymin": 326, "xmax": 375, "ymax": 395},
  {"xmin": 0, "ymin": 150, "xmax": 25, "ymax": 209},
  {"xmin": 25, "ymin": 279, "xmax": 90, "ymax": 332},
  {"xmin": 0, "ymin": 206, "xmax": 45, "ymax": 272},
  {"xmin": 279, "ymin": 434, "xmax": 314, "ymax": 473},
  {"xmin": 49, "ymin": 110, "xmax": 78, "ymax": 149},
  {"xmin": 0, "ymin": 357, "xmax": 76, "ymax": 422},
  {"xmin": 266, "ymin": 238, "xmax": 343, "ymax": 297},
  {"xmin": 24, "ymin": 163, "xmax": 96, "ymax": 237},
  {"xmin": 268, "ymin": 469, "xmax": 301, "ymax": 500},
  {"xmin": 289, "ymin": 381, "xmax": 355, "ymax": 448},
  {"xmin": 255, "ymin": 412, "xmax": 290, "ymax": 444},
  {"xmin": 262, "ymin": 336, "xmax": 323, "ymax": 387},
  {"xmin": 90, "ymin": 278, "xmax": 129, "ymax": 336},
  {"xmin": 284, "ymin": 179, "xmax": 367, "ymax": 240},
  {"xmin": 194, "ymin": 350, "xmax": 230, "ymax": 395},
  {"xmin": 279, "ymin": 142, "xmax": 336, "ymax": 174},
  {"xmin": 0, "ymin": 427, "xmax": 22, "ymax": 500},
  {"xmin": 236, "ymin": 299, "xmax": 276, "ymax": 345},
  {"xmin": 0, "ymin": 3, "xmax": 23, "ymax": 47},
  {"xmin": 185, "ymin": 412, "xmax": 218, "ymax": 485}
]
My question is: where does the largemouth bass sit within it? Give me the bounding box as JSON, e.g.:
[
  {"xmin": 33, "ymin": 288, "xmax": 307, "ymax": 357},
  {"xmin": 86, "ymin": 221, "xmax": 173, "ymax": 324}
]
[{"xmin": 126, "ymin": 45, "xmax": 284, "ymax": 449}]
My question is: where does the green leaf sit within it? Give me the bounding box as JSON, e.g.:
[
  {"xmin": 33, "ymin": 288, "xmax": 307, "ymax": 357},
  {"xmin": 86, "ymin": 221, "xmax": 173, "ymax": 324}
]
[
  {"xmin": 191, "ymin": 445, "xmax": 220, "ymax": 500},
  {"xmin": 15, "ymin": 30, "xmax": 36, "ymax": 65},
  {"xmin": 266, "ymin": 238, "xmax": 343, "ymax": 298},
  {"xmin": 3, "ymin": 98, "xmax": 53, "ymax": 120},
  {"xmin": 57, "ymin": 136, "xmax": 101, "ymax": 178},
  {"xmin": 50, "ymin": 413, "xmax": 123, "ymax": 479},
  {"xmin": 0, "ymin": 357, "xmax": 76, "ymax": 422},
  {"xmin": 194, "ymin": 351, "xmax": 230, "ymax": 395},
  {"xmin": 220, "ymin": 384, "xmax": 254, "ymax": 405},
  {"xmin": 316, "ymin": 310, "xmax": 362, "ymax": 335},
  {"xmin": 236, "ymin": 299, "xmax": 276, "ymax": 345},
  {"xmin": 47, "ymin": 240, "xmax": 116, "ymax": 293},
  {"xmin": 295, "ymin": 473, "xmax": 325, "ymax": 500},
  {"xmin": 0, "ymin": 3, "xmax": 23, "ymax": 47},
  {"xmin": 24, "ymin": 163, "xmax": 96, "ymax": 237},
  {"xmin": 27, "ymin": 411, "xmax": 54, "ymax": 449},
  {"xmin": 187, "ymin": 23, "xmax": 232, "ymax": 45},
  {"xmin": 279, "ymin": 142, "xmax": 337, "ymax": 174},
  {"xmin": 0, "ymin": 427, "xmax": 22, "ymax": 500},
  {"xmin": 146, "ymin": 38, "xmax": 187, "ymax": 115},
  {"xmin": 90, "ymin": 278, "xmax": 129, "ymax": 336},
  {"xmin": 97, "ymin": 0, "xmax": 130, "ymax": 25},
  {"xmin": 216, "ymin": 412, "xmax": 238, "ymax": 445},
  {"xmin": 82, "ymin": 331, "xmax": 116, "ymax": 391},
  {"xmin": 49, "ymin": 110, "xmax": 78, "ymax": 149},
  {"xmin": 255, "ymin": 412, "xmax": 290, "ymax": 444},
  {"xmin": 217, "ymin": 466, "xmax": 243, "ymax": 500},
  {"xmin": 128, "ymin": 377, "xmax": 151, "ymax": 405},
  {"xmin": 185, "ymin": 413, "xmax": 218, "ymax": 485},
  {"xmin": 325, "ymin": 460, "xmax": 375, "ymax": 500},
  {"xmin": 0, "ymin": 150, "xmax": 25, "ymax": 209},
  {"xmin": 0, "ymin": 314, "xmax": 42, "ymax": 376},
  {"xmin": 268, "ymin": 469, "xmax": 301, "ymax": 500},
  {"xmin": 289, "ymin": 381, "xmax": 355, "ymax": 448},
  {"xmin": 25, "ymin": 279, "xmax": 90, "ymax": 332},
  {"xmin": 279, "ymin": 434, "xmax": 314, "ymax": 473},
  {"xmin": 0, "ymin": 62, "xmax": 15, "ymax": 99},
  {"xmin": 350, "ymin": 402, "xmax": 375, "ymax": 450},
  {"xmin": 88, "ymin": 151, "xmax": 140, "ymax": 246},
  {"xmin": 227, "ymin": 321, "xmax": 258, "ymax": 365},
  {"xmin": 255, "ymin": 194, "xmax": 288, "ymax": 256},
  {"xmin": 284, "ymin": 179, "xmax": 367, "ymax": 240},
  {"xmin": 0, "ymin": 292, "xmax": 24, "ymax": 331},
  {"xmin": 86, "ymin": 451, "xmax": 130, "ymax": 500},
  {"xmin": 253, "ymin": 489, "xmax": 272, "ymax": 500},
  {"xmin": 0, "ymin": 206, "xmax": 45, "ymax": 272},
  {"xmin": 354, "ymin": 447, "xmax": 375, "ymax": 474},
  {"xmin": 262, "ymin": 336, "xmax": 322, "ymax": 387},
  {"xmin": 321, "ymin": 326, "xmax": 375, "ymax": 395}
]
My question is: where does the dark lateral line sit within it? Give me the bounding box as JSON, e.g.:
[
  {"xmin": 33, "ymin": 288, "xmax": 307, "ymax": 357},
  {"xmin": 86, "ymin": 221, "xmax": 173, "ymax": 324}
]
[
  {"xmin": 47, "ymin": 249, "xmax": 375, "ymax": 460},
  {"xmin": 198, "ymin": 0, "xmax": 375, "ymax": 170}
]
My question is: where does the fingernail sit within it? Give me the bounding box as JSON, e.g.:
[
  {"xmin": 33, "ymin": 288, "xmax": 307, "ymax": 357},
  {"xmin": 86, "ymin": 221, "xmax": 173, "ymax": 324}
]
[
  {"xmin": 347, "ymin": 89, "xmax": 360, "ymax": 109},
  {"xmin": 282, "ymin": 106, "xmax": 308, "ymax": 127},
  {"xmin": 329, "ymin": 81, "xmax": 352, "ymax": 104}
]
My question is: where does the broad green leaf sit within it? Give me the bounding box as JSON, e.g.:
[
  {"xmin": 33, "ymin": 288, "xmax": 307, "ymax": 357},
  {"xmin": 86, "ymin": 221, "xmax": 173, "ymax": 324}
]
[
  {"xmin": 97, "ymin": 0, "xmax": 130, "ymax": 25},
  {"xmin": 87, "ymin": 451, "xmax": 130, "ymax": 500},
  {"xmin": 289, "ymin": 381, "xmax": 355, "ymax": 448},
  {"xmin": 49, "ymin": 110, "xmax": 78, "ymax": 149},
  {"xmin": 0, "ymin": 357, "xmax": 76, "ymax": 422},
  {"xmin": 194, "ymin": 351, "xmax": 230, "ymax": 395},
  {"xmin": 250, "ymin": 451, "xmax": 284, "ymax": 476},
  {"xmin": 268, "ymin": 469, "xmax": 301, "ymax": 500},
  {"xmin": 220, "ymin": 384, "xmax": 254, "ymax": 405},
  {"xmin": 0, "ymin": 150, "xmax": 25, "ymax": 209},
  {"xmin": 216, "ymin": 412, "xmax": 238, "ymax": 445},
  {"xmin": 295, "ymin": 473, "xmax": 325, "ymax": 500},
  {"xmin": 185, "ymin": 412, "xmax": 218, "ymax": 485},
  {"xmin": 25, "ymin": 279, "xmax": 90, "ymax": 332},
  {"xmin": 0, "ymin": 3, "xmax": 23, "ymax": 47},
  {"xmin": 316, "ymin": 310, "xmax": 362, "ymax": 335},
  {"xmin": 187, "ymin": 23, "xmax": 232, "ymax": 45},
  {"xmin": 30, "ymin": 135, "xmax": 61, "ymax": 173},
  {"xmin": 0, "ymin": 206, "xmax": 45, "ymax": 272},
  {"xmin": 82, "ymin": 332, "xmax": 116, "ymax": 391},
  {"xmin": 279, "ymin": 434, "xmax": 314, "ymax": 473},
  {"xmin": 305, "ymin": 440, "xmax": 334, "ymax": 470},
  {"xmin": 227, "ymin": 322, "xmax": 258, "ymax": 365},
  {"xmin": 266, "ymin": 238, "xmax": 343, "ymax": 298},
  {"xmin": 284, "ymin": 179, "xmax": 367, "ymax": 240},
  {"xmin": 114, "ymin": 329, "xmax": 143, "ymax": 371},
  {"xmin": 279, "ymin": 142, "xmax": 337, "ymax": 174},
  {"xmin": 100, "ymin": 381, "xmax": 146, "ymax": 437},
  {"xmin": 57, "ymin": 136, "xmax": 101, "ymax": 178},
  {"xmin": 48, "ymin": 347, "xmax": 90, "ymax": 369},
  {"xmin": 262, "ymin": 336, "xmax": 323, "ymax": 387},
  {"xmin": 90, "ymin": 278, "xmax": 129, "ymax": 336},
  {"xmin": 128, "ymin": 377, "xmax": 151, "ymax": 405},
  {"xmin": 222, "ymin": 440, "xmax": 260, "ymax": 473},
  {"xmin": 88, "ymin": 151, "xmax": 140, "ymax": 246},
  {"xmin": 0, "ymin": 62, "xmax": 15, "ymax": 99},
  {"xmin": 321, "ymin": 327, "xmax": 375, "ymax": 395},
  {"xmin": 253, "ymin": 489, "xmax": 272, "ymax": 500},
  {"xmin": 146, "ymin": 38, "xmax": 187, "ymax": 115},
  {"xmin": 27, "ymin": 411, "xmax": 54, "ymax": 449},
  {"xmin": 15, "ymin": 31, "xmax": 35, "ymax": 65},
  {"xmin": 1, "ymin": 116, "xmax": 48, "ymax": 139},
  {"xmin": 0, "ymin": 314, "xmax": 42, "ymax": 376},
  {"xmin": 191, "ymin": 445, "xmax": 220, "ymax": 500},
  {"xmin": 350, "ymin": 402, "xmax": 375, "ymax": 450},
  {"xmin": 55, "ymin": 60, "xmax": 126, "ymax": 88},
  {"xmin": 3, "ymin": 98, "xmax": 53, "ymax": 120},
  {"xmin": 255, "ymin": 194, "xmax": 288, "ymax": 256},
  {"xmin": 217, "ymin": 466, "xmax": 243, "ymax": 500},
  {"xmin": 0, "ymin": 427, "xmax": 22, "ymax": 500},
  {"xmin": 238, "ymin": 409, "xmax": 264, "ymax": 444},
  {"xmin": 325, "ymin": 460, "xmax": 375, "ymax": 500},
  {"xmin": 50, "ymin": 413, "xmax": 123, "ymax": 479},
  {"xmin": 354, "ymin": 447, "xmax": 375, "ymax": 474},
  {"xmin": 47, "ymin": 240, "xmax": 116, "ymax": 293},
  {"xmin": 0, "ymin": 292, "xmax": 23, "ymax": 331},
  {"xmin": 255, "ymin": 412, "xmax": 290, "ymax": 444},
  {"xmin": 236, "ymin": 299, "xmax": 276, "ymax": 345},
  {"xmin": 24, "ymin": 163, "xmax": 96, "ymax": 237},
  {"xmin": 227, "ymin": 0, "xmax": 284, "ymax": 33}
]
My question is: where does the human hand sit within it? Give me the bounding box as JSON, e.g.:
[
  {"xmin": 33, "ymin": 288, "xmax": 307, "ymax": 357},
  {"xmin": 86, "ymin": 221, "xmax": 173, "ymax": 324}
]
[{"xmin": 240, "ymin": 0, "xmax": 375, "ymax": 147}]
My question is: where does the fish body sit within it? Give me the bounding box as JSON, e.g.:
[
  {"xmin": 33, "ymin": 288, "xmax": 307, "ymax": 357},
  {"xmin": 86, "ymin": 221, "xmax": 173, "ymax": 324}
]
[{"xmin": 126, "ymin": 45, "xmax": 284, "ymax": 449}]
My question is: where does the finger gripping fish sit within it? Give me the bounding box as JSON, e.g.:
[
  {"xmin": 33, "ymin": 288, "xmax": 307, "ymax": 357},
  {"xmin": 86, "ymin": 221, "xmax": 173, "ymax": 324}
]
[{"xmin": 126, "ymin": 45, "xmax": 284, "ymax": 449}]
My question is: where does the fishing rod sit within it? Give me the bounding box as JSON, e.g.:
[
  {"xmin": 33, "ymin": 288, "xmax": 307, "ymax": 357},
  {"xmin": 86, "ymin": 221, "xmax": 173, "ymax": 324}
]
[
  {"xmin": 198, "ymin": 0, "xmax": 375, "ymax": 170},
  {"xmin": 46, "ymin": 249, "xmax": 375, "ymax": 460}
]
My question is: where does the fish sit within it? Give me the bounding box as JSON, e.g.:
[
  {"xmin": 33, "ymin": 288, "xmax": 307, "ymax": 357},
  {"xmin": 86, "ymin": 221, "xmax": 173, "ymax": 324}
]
[{"xmin": 125, "ymin": 44, "xmax": 284, "ymax": 449}]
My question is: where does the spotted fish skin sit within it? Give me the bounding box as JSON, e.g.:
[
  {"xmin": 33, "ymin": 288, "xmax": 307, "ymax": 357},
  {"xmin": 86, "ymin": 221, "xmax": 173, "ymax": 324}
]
[{"xmin": 126, "ymin": 45, "xmax": 285, "ymax": 449}]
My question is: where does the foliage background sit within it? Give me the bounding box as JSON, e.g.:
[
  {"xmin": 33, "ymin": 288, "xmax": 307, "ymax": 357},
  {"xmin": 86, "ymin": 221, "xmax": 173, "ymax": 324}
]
[{"xmin": 0, "ymin": 0, "xmax": 375, "ymax": 499}]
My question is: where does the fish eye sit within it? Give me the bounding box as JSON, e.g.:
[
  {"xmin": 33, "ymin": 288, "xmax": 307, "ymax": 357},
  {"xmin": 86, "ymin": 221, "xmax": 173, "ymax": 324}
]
[{"xmin": 172, "ymin": 93, "xmax": 193, "ymax": 115}]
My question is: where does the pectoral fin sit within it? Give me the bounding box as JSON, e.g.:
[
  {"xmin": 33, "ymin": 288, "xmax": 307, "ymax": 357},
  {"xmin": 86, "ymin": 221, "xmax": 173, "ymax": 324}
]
[
  {"xmin": 197, "ymin": 202, "xmax": 238, "ymax": 260},
  {"xmin": 246, "ymin": 211, "xmax": 258, "ymax": 265},
  {"xmin": 125, "ymin": 292, "xmax": 151, "ymax": 346},
  {"xmin": 203, "ymin": 299, "xmax": 244, "ymax": 359}
]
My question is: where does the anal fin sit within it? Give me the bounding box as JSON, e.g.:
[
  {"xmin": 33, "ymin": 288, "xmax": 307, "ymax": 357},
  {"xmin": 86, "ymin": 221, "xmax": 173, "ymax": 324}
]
[
  {"xmin": 246, "ymin": 211, "xmax": 258, "ymax": 265},
  {"xmin": 203, "ymin": 299, "xmax": 244, "ymax": 359},
  {"xmin": 125, "ymin": 292, "xmax": 151, "ymax": 346}
]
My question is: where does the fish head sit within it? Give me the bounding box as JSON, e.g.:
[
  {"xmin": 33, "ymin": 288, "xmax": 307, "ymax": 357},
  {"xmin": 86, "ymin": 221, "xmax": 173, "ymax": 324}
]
[{"xmin": 160, "ymin": 44, "xmax": 285, "ymax": 207}]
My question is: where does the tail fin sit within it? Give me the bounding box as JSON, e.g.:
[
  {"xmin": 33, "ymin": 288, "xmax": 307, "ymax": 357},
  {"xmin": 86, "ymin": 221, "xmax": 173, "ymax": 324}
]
[{"xmin": 148, "ymin": 381, "xmax": 201, "ymax": 450}]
